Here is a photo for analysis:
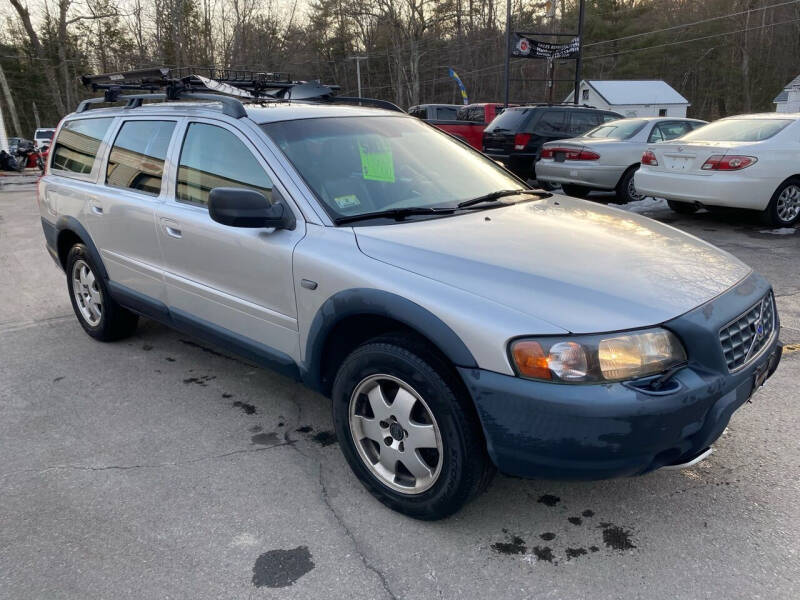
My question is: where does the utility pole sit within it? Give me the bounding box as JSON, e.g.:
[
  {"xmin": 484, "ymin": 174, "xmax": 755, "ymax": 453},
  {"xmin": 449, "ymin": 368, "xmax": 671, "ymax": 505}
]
[
  {"xmin": 574, "ymin": 0, "xmax": 586, "ymax": 105},
  {"xmin": 503, "ymin": 0, "xmax": 511, "ymax": 107},
  {"xmin": 348, "ymin": 56, "xmax": 368, "ymax": 98}
]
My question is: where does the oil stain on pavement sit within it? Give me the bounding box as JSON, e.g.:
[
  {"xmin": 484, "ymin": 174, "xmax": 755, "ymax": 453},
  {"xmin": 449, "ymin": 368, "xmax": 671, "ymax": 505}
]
[
  {"xmin": 251, "ymin": 546, "xmax": 314, "ymax": 588},
  {"xmin": 232, "ymin": 400, "xmax": 257, "ymax": 415}
]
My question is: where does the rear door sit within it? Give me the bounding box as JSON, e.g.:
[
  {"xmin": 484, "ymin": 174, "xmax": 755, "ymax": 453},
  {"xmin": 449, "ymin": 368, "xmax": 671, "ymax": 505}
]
[
  {"xmin": 87, "ymin": 117, "xmax": 178, "ymax": 302},
  {"xmin": 155, "ymin": 118, "xmax": 305, "ymax": 358}
]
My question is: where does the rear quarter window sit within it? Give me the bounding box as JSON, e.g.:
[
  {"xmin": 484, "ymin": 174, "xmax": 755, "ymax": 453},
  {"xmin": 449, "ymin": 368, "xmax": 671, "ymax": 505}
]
[{"xmin": 51, "ymin": 118, "xmax": 114, "ymax": 175}]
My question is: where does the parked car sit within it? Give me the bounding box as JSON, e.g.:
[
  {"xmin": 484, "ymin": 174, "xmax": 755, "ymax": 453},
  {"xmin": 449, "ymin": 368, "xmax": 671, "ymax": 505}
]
[
  {"xmin": 482, "ymin": 105, "xmax": 622, "ymax": 181},
  {"xmin": 41, "ymin": 93, "xmax": 782, "ymax": 520},
  {"xmin": 635, "ymin": 113, "xmax": 800, "ymax": 226},
  {"xmin": 425, "ymin": 102, "xmax": 511, "ymax": 150},
  {"xmin": 34, "ymin": 127, "xmax": 56, "ymax": 150},
  {"xmin": 536, "ymin": 117, "xmax": 706, "ymax": 203},
  {"xmin": 408, "ymin": 104, "xmax": 461, "ymax": 121}
]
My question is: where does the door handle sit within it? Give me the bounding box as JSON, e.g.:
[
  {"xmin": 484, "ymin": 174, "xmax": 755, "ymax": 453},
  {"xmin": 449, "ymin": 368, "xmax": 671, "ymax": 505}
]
[
  {"xmin": 160, "ymin": 218, "xmax": 182, "ymax": 239},
  {"xmin": 90, "ymin": 203, "xmax": 103, "ymax": 215},
  {"xmin": 165, "ymin": 225, "xmax": 182, "ymax": 238}
]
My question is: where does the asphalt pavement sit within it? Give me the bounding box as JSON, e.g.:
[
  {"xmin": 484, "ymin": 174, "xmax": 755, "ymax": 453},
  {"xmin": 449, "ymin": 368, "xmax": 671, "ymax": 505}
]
[{"xmin": 1, "ymin": 186, "xmax": 798, "ymax": 599}]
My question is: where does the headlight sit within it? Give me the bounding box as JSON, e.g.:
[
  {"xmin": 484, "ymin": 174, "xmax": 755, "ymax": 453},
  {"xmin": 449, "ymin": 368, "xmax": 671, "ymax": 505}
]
[{"xmin": 510, "ymin": 328, "xmax": 686, "ymax": 383}]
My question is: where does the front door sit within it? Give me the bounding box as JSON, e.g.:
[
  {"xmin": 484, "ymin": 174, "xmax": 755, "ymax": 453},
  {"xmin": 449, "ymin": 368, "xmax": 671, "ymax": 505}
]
[{"xmin": 155, "ymin": 119, "xmax": 305, "ymax": 360}]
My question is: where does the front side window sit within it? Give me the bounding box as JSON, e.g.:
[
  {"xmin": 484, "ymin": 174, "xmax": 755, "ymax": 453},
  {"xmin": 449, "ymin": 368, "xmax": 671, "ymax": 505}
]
[
  {"xmin": 176, "ymin": 123, "xmax": 273, "ymax": 206},
  {"xmin": 106, "ymin": 120, "xmax": 175, "ymax": 195},
  {"xmin": 263, "ymin": 116, "xmax": 524, "ymax": 222},
  {"xmin": 680, "ymin": 118, "xmax": 792, "ymax": 142},
  {"xmin": 51, "ymin": 118, "xmax": 114, "ymax": 175}
]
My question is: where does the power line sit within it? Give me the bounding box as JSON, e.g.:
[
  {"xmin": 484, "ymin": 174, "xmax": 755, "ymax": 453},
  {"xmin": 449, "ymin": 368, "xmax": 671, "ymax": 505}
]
[
  {"xmin": 584, "ymin": 0, "xmax": 800, "ymax": 47},
  {"xmin": 585, "ymin": 16, "xmax": 800, "ymax": 60}
]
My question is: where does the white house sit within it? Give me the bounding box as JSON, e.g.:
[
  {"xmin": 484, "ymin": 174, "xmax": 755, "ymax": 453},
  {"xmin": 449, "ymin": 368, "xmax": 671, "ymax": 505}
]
[
  {"xmin": 564, "ymin": 80, "xmax": 690, "ymax": 118},
  {"xmin": 773, "ymin": 74, "xmax": 800, "ymax": 113}
]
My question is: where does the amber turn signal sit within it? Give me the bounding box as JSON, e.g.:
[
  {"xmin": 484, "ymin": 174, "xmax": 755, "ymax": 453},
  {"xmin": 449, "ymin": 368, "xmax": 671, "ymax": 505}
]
[{"xmin": 511, "ymin": 340, "xmax": 551, "ymax": 380}]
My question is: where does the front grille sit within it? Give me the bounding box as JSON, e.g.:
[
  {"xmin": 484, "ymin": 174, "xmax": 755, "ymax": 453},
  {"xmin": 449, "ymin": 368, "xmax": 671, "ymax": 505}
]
[{"xmin": 719, "ymin": 292, "xmax": 776, "ymax": 371}]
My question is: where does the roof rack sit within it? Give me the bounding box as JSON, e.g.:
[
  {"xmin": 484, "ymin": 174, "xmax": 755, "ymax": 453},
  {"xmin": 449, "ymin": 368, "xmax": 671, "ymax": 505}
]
[
  {"xmin": 77, "ymin": 67, "xmax": 403, "ymax": 117},
  {"xmin": 513, "ymin": 102, "xmax": 598, "ymax": 109}
]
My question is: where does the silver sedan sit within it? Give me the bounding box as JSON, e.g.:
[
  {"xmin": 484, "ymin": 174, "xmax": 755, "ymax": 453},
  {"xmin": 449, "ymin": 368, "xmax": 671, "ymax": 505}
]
[{"xmin": 535, "ymin": 117, "xmax": 706, "ymax": 202}]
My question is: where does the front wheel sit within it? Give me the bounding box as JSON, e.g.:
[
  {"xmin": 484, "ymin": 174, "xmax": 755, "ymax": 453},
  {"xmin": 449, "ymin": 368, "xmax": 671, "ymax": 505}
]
[
  {"xmin": 763, "ymin": 178, "xmax": 800, "ymax": 226},
  {"xmin": 332, "ymin": 336, "xmax": 493, "ymax": 520},
  {"xmin": 615, "ymin": 167, "xmax": 645, "ymax": 204}
]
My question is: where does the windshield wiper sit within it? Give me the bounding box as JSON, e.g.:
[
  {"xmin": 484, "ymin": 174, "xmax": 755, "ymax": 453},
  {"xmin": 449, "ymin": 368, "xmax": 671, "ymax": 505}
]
[
  {"xmin": 334, "ymin": 206, "xmax": 455, "ymax": 225},
  {"xmin": 457, "ymin": 189, "xmax": 539, "ymax": 209}
]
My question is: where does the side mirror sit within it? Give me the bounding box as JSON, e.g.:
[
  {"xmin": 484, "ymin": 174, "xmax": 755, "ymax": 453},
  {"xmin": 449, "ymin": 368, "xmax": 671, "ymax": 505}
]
[{"xmin": 208, "ymin": 187, "xmax": 295, "ymax": 230}]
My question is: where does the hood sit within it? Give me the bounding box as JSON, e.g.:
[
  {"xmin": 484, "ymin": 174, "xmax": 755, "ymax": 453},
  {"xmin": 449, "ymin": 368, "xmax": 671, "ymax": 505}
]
[{"xmin": 354, "ymin": 196, "xmax": 751, "ymax": 333}]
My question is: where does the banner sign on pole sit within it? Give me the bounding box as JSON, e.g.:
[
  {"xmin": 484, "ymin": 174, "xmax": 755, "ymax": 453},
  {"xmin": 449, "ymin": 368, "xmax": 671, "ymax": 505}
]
[
  {"xmin": 511, "ymin": 34, "xmax": 580, "ymax": 59},
  {"xmin": 448, "ymin": 68, "xmax": 470, "ymax": 105}
]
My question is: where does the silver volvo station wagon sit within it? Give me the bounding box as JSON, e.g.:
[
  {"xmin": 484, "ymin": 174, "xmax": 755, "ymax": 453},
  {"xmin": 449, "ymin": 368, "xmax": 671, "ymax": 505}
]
[{"xmin": 39, "ymin": 80, "xmax": 783, "ymax": 519}]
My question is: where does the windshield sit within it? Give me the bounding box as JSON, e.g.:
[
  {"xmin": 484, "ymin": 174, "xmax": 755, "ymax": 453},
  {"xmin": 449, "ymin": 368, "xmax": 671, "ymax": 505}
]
[
  {"xmin": 484, "ymin": 108, "xmax": 530, "ymax": 132},
  {"xmin": 263, "ymin": 116, "xmax": 524, "ymax": 222},
  {"xmin": 35, "ymin": 129, "xmax": 54, "ymax": 140},
  {"xmin": 680, "ymin": 118, "xmax": 791, "ymax": 142},
  {"xmin": 585, "ymin": 119, "xmax": 647, "ymax": 139}
]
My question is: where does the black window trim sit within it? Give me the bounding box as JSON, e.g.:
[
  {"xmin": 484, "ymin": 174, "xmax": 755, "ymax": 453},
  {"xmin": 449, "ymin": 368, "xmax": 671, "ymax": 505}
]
[{"xmin": 103, "ymin": 117, "xmax": 179, "ymax": 198}]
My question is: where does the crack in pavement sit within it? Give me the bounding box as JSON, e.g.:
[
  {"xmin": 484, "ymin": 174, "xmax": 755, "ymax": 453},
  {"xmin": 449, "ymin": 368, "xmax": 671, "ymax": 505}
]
[
  {"xmin": 317, "ymin": 465, "xmax": 399, "ymax": 600},
  {"xmin": 0, "ymin": 441, "xmax": 293, "ymax": 481}
]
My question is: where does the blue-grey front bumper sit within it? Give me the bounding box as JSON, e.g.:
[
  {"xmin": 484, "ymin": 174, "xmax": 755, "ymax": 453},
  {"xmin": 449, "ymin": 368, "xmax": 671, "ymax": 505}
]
[{"xmin": 458, "ymin": 272, "xmax": 783, "ymax": 480}]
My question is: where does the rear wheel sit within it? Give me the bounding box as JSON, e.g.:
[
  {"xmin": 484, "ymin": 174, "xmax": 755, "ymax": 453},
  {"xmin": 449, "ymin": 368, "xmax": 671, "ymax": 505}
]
[
  {"xmin": 615, "ymin": 167, "xmax": 645, "ymax": 204},
  {"xmin": 561, "ymin": 184, "xmax": 591, "ymax": 198},
  {"xmin": 763, "ymin": 178, "xmax": 800, "ymax": 226},
  {"xmin": 332, "ymin": 336, "xmax": 494, "ymax": 520},
  {"xmin": 667, "ymin": 200, "xmax": 699, "ymax": 214},
  {"xmin": 66, "ymin": 244, "xmax": 138, "ymax": 341}
]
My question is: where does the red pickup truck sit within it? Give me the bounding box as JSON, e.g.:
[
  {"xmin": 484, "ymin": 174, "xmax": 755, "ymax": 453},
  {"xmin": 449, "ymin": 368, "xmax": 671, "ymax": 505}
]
[{"xmin": 414, "ymin": 103, "xmax": 512, "ymax": 150}]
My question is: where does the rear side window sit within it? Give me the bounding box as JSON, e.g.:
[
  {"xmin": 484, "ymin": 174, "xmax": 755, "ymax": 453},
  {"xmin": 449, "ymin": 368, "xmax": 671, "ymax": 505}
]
[
  {"xmin": 176, "ymin": 122, "xmax": 273, "ymax": 207},
  {"xmin": 51, "ymin": 118, "xmax": 113, "ymax": 175},
  {"xmin": 535, "ymin": 111, "xmax": 568, "ymax": 135},
  {"xmin": 567, "ymin": 112, "xmax": 602, "ymax": 136},
  {"xmin": 436, "ymin": 106, "xmax": 458, "ymax": 120},
  {"xmin": 648, "ymin": 122, "xmax": 693, "ymax": 143},
  {"xmin": 106, "ymin": 120, "xmax": 176, "ymax": 195}
]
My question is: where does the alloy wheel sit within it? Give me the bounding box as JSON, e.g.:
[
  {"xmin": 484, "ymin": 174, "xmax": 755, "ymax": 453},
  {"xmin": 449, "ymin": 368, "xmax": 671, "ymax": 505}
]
[
  {"xmin": 348, "ymin": 374, "xmax": 443, "ymax": 495},
  {"xmin": 71, "ymin": 259, "xmax": 102, "ymax": 326},
  {"xmin": 776, "ymin": 184, "xmax": 800, "ymax": 224},
  {"xmin": 627, "ymin": 176, "xmax": 644, "ymax": 202}
]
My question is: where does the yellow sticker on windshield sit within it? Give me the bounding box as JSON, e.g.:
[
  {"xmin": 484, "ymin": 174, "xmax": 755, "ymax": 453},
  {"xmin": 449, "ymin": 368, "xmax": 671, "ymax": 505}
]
[{"xmin": 358, "ymin": 137, "xmax": 395, "ymax": 183}]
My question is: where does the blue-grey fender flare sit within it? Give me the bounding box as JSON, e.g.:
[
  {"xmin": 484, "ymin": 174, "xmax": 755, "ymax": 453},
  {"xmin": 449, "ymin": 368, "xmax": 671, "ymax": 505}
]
[
  {"xmin": 54, "ymin": 215, "xmax": 108, "ymax": 279},
  {"xmin": 301, "ymin": 288, "xmax": 478, "ymax": 392}
]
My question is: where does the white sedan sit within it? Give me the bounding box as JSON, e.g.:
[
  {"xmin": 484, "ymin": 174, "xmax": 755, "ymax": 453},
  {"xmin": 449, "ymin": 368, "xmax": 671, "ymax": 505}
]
[{"xmin": 635, "ymin": 113, "xmax": 800, "ymax": 226}]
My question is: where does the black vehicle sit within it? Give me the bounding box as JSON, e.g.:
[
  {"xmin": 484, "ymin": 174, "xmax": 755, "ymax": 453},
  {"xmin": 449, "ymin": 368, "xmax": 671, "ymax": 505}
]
[{"xmin": 483, "ymin": 105, "xmax": 622, "ymax": 180}]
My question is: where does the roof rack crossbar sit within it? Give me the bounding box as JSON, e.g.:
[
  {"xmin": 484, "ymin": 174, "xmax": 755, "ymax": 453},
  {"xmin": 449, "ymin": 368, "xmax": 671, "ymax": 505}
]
[{"xmin": 179, "ymin": 92, "xmax": 247, "ymax": 118}]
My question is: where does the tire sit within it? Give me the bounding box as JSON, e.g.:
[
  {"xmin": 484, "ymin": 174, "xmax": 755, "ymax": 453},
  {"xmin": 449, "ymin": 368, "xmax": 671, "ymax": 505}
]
[
  {"xmin": 667, "ymin": 200, "xmax": 699, "ymax": 214},
  {"xmin": 561, "ymin": 184, "xmax": 591, "ymax": 198},
  {"xmin": 331, "ymin": 335, "xmax": 494, "ymax": 520},
  {"xmin": 762, "ymin": 178, "xmax": 800, "ymax": 226},
  {"xmin": 65, "ymin": 244, "xmax": 138, "ymax": 341},
  {"xmin": 615, "ymin": 166, "xmax": 644, "ymax": 204}
]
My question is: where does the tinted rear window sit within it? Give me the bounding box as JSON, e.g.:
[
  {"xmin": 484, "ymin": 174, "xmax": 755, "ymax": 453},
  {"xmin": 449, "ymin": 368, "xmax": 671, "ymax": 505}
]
[
  {"xmin": 51, "ymin": 118, "xmax": 113, "ymax": 175},
  {"xmin": 35, "ymin": 129, "xmax": 54, "ymax": 140},
  {"xmin": 681, "ymin": 118, "xmax": 792, "ymax": 142},
  {"xmin": 484, "ymin": 109, "xmax": 531, "ymax": 132},
  {"xmin": 586, "ymin": 119, "xmax": 648, "ymax": 139}
]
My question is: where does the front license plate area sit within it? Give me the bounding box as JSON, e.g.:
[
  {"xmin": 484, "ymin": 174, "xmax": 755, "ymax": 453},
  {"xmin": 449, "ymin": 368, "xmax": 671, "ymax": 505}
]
[{"xmin": 749, "ymin": 349, "xmax": 780, "ymax": 401}]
